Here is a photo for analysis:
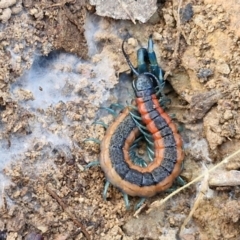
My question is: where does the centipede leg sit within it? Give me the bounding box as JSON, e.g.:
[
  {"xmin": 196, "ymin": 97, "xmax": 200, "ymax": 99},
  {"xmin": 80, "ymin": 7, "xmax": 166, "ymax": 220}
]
[
  {"xmin": 130, "ymin": 116, "xmax": 154, "ymax": 144},
  {"xmin": 84, "ymin": 138, "xmax": 101, "ymax": 144},
  {"xmin": 176, "ymin": 176, "xmax": 186, "ymax": 186},
  {"xmin": 129, "ymin": 135, "xmax": 144, "ymax": 151},
  {"xmin": 159, "ymin": 97, "xmax": 171, "ymax": 108},
  {"xmin": 103, "ymin": 181, "xmax": 110, "ymax": 201},
  {"xmin": 109, "ymin": 103, "xmax": 125, "ymax": 110},
  {"xmin": 100, "ymin": 107, "xmax": 118, "ymax": 117},
  {"xmin": 129, "ymin": 151, "xmax": 148, "ymax": 167},
  {"xmin": 92, "ymin": 120, "xmax": 108, "ymax": 129},
  {"xmin": 84, "ymin": 160, "xmax": 100, "ymax": 170},
  {"xmin": 129, "ymin": 105, "xmax": 138, "ymax": 111},
  {"xmin": 147, "ymin": 145, "xmax": 154, "ymax": 162},
  {"xmin": 135, "ymin": 197, "xmax": 146, "ymax": 210},
  {"xmin": 123, "ymin": 193, "xmax": 130, "ymax": 209}
]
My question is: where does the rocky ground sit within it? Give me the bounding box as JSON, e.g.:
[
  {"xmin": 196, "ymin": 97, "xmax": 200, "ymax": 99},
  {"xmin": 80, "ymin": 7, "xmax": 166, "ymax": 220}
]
[{"xmin": 0, "ymin": 0, "xmax": 240, "ymax": 239}]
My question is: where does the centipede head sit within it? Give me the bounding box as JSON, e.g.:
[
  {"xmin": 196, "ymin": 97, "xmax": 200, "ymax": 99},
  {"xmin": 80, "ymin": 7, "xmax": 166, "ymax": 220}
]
[
  {"xmin": 122, "ymin": 36, "xmax": 164, "ymax": 98},
  {"xmin": 133, "ymin": 73, "xmax": 156, "ymax": 97}
]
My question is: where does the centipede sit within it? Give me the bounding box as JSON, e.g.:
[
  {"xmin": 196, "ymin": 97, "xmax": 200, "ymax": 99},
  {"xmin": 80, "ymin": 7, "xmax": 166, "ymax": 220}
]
[{"xmin": 88, "ymin": 36, "xmax": 184, "ymax": 208}]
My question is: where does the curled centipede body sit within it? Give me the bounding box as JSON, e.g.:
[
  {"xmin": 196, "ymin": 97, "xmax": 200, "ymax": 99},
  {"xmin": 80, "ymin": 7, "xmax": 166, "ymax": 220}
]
[{"xmin": 99, "ymin": 36, "xmax": 184, "ymax": 202}]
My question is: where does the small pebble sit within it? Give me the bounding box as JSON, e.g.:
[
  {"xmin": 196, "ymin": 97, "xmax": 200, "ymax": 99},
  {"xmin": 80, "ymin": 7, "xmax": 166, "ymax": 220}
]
[
  {"xmin": 216, "ymin": 62, "xmax": 230, "ymax": 74},
  {"xmin": 223, "ymin": 110, "xmax": 233, "ymax": 120}
]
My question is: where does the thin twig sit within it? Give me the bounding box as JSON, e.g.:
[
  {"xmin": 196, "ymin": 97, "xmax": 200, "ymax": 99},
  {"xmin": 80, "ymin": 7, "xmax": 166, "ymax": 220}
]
[
  {"xmin": 45, "ymin": 185, "xmax": 91, "ymax": 240},
  {"xmin": 44, "ymin": 0, "xmax": 76, "ymax": 9},
  {"xmin": 117, "ymin": 0, "xmax": 136, "ymax": 24},
  {"xmin": 179, "ymin": 164, "xmax": 209, "ymax": 236}
]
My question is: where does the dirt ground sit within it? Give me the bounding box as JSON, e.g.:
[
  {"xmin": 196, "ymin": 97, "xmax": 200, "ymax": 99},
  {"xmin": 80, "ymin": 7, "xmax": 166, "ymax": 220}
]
[{"xmin": 1, "ymin": 0, "xmax": 240, "ymax": 239}]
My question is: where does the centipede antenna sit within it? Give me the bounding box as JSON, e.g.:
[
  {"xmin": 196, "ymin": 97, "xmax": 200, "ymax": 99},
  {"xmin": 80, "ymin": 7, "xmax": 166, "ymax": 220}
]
[
  {"xmin": 129, "ymin": 110, "xmax": 142, "ymax": 121},
  {"xmin": 132, "ymin": 79, "xmax": 137, "ymax": 91},
  {"xmin": 129, "ymin": 112, "xmax": 149, "ymax": 131},
  {"xmin": 109, "ymin": 103, "xmax": 125, "ymax": 110},
  {"xmin": 129, "ymin": 143, "xmax": 138, "ymax": 151},
  {"xmin": 130, "ymin": 136, "xmax": 144, "ymax": 151},
  {"xmin": 176, "ymin": 176, "xmax": 186, "ymax": 186},
  {"xmin": 122, "ymin": 37, "xmax": 139, "ymax": 76},
  {"xmin": 129, "ymin": 104, "xmax": 138, "ymax": 111}
]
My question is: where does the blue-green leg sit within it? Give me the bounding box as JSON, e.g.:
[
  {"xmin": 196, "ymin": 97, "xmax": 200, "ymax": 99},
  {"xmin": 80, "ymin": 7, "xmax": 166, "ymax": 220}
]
[
  {"xmin": 135, "ymin": 197, "xmax": 146, "ymax": 210},
  {"xmin": 100, "ymin": 106, "xmax": 117, "ymax": 117},
  {"xmin": 109, "ymin": 103, "xmax": 125, "ymax": 111},
  {"xmin": 123, "ymin": 193, "xmax": 130, "ymax": 210},
  {"xmin": 129, "ymin": 136, "xmax": 144, "ymax": 151},
  {"xmin": 176, "ymin": 176, "xmax": 186, "ymax": 186},
  {"xmin": 165, "ymin": 176, "xmax": 186, "ymax": 193},
  {"xmin": 129, "ymin": 111, "xmax": 142, "ymax": 121},
  {"xmin": 92, "ymin": 120, "xmax": 108, "ymax": 129},
  {"xmin": 103, "ymin": 180, "xmax": 110, "ymax": 201},
  {"xmin": 84, "ymin": 160, "xmax": 100, "ymax": 170},
  {"xmin": 159, "ymin": 97, "xmax": 171, "ymax": 107},
  {"xmin": 83, "ymin": 138, "xmax": 101, "ymax": 144},
  {"xmin": 129, "ymin": 151, "xmax": 148, "ymax": 167}
]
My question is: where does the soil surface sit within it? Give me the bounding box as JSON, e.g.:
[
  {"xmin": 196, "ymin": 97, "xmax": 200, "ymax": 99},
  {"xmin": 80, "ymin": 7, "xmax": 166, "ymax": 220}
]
[{"xmin": 1, "ymin": 0, "xmax": 240, "ymax": 240}]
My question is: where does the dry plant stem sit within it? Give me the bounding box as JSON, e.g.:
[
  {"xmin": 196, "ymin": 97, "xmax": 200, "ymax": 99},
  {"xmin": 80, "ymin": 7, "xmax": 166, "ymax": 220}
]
[
  {"xmin": 179, "ymin": 164, "xmax": 209, "ymax": 236},
  {"xmin": 45, "ymin": 185, "xmax": 91, "ymax": 240},
  {"xmin": 117, "ymin": 0, "xmax": 136, "ymax": 24},
  {"xmin": 144, "ymin": 148, "xmax": 240, "ymax": 214}
]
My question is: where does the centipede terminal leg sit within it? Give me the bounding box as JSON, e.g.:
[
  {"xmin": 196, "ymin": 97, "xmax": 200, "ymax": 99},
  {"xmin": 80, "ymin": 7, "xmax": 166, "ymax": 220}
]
[{"xmin": 176, "ymin": 176, "xmax": 186, "ymax": 186}]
